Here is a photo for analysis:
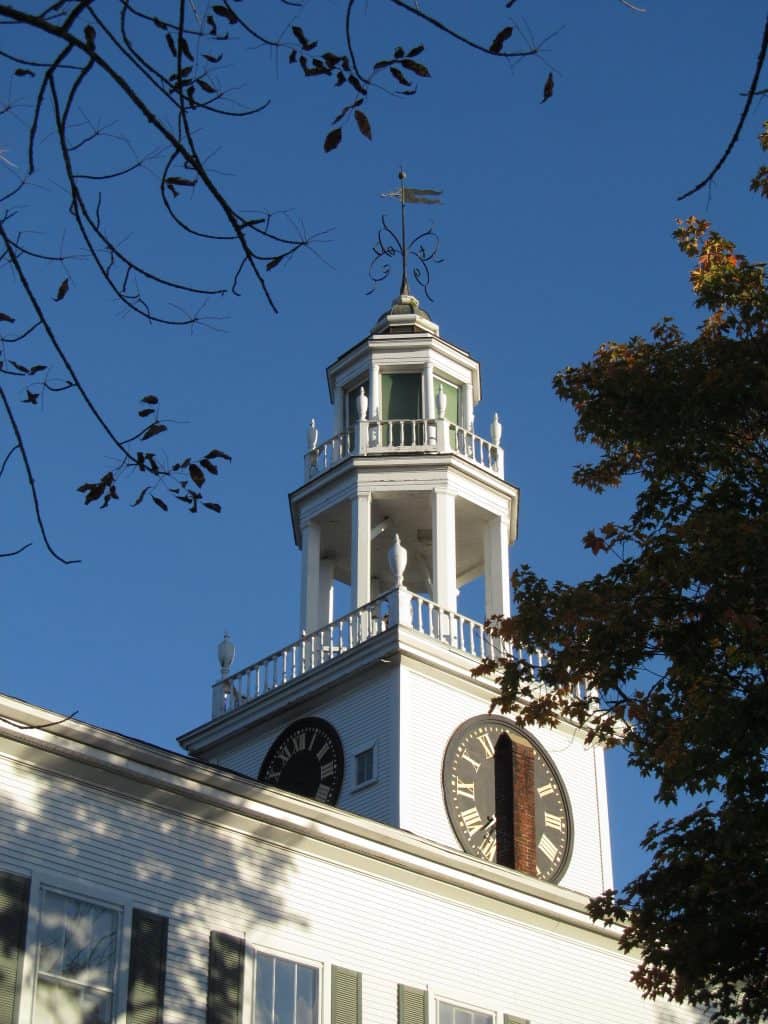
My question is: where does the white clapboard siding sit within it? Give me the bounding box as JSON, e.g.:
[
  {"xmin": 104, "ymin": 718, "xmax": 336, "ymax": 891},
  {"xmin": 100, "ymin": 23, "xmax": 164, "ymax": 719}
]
[{"xmin": 0, "ymin": 745, "xmax": 703, "ymax": 1024}]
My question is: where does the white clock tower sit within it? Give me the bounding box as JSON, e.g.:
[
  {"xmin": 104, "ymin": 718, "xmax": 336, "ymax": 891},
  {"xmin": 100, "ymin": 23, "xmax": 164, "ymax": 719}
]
[{"xmin": 179, "ymin": 289, "xmax": 614, "ymax": 899}]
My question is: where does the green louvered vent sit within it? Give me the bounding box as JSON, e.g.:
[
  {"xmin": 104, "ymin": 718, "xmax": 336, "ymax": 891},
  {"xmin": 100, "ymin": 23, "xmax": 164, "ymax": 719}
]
[
  {"xmin": 127, "ymin": 909, "xmax": 168, "ymax": 1024},
  {"xmin": 398, "ymin": 984, "xmax": 427, "ymax": 1024},
  {"xmin": 0, "ymin": 871, "xmax": 30, "ymax": 1024},
  {"xmin": 504, "ymin": 1015, "xmax": 530, "ymax": 1024},
  {"xmin": 331, "ymin": 965, "xmax": 361, "ymax": 1024},
  {"xmin": 206, "ymin": 932, "xmax": 245, "ymax": 1024}
]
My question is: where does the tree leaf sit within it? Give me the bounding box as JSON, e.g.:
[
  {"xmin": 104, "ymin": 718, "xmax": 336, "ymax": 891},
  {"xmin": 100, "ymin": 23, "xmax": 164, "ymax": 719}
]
[
  {"xmin": 0, "ymin": 313, "xmax": 15, "ymax": 323},
  {"xmin": 401, "ymin": 59, "xmax": 430, "ymax": 77},
  {"xmin": 131, "ymin": 486, "xmax": 150, "ymax": 507},
  {"xmin": 204, "ymin": 502, "xmax": 222, "ymax": 513},
  {"xmin": 189, "ymin": 463, "xmax": 205, "ymax": 488},
  {"xmin": 200, "ymin": 458, "xmax": 218, "ymax": 475},
  {"xmin": 141, "ymin": 395, "xmax": 159, "ymax": 404},
  {"xmin": 204, "ymin": 449, "xmax": 232, "ymax": 461},
  {"xmin": 489, "ymin": 26, "xmax": 514, "ymax": 54},
  {"xmin": 541, "ymin": 71, "xmax": 554, "ymax": 103},
  {"xmin": 354, "ymin": 109, "xmax": 372, "ymax": 140},
  {"xmin": 324, "ymin": 127, "xmax": 343, "ymax": 152},
  {"xmin": 152, "ymin": 495, "xmax": 168, "ymax": 511},
  {"xmin": 54, "ymin": 278, "xmax": 69, "ymax": 302},
  {"xmin": 142, "ymin": 422, "xmax": 168, "ymax": 440}
]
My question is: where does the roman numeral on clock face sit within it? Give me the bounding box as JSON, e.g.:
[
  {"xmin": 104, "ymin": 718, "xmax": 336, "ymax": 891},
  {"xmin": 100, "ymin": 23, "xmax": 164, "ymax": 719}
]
[
  {"xmin": 459, "ymin": 806, "xmax": 484, "ymax": 836},
  {"xmin": 477, "ymin": 733, "xmax": 496, "ymax": 759},
  {"xmin": 538, "ymin": 833, "xmax": 559, "ymax": 863},
  {"xmin": 454, "ymin": 779, "xmax": 475, "ymax": 800}
]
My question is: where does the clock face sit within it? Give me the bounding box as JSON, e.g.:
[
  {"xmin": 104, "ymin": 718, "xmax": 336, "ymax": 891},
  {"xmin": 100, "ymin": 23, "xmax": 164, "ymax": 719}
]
[
  {"xmin": 258, "ymin": 717, "xmax": 344, "ymax": 805},
  {"xmin": 443, "ymin": 715, "xmax": 572, "ymax": 882}
]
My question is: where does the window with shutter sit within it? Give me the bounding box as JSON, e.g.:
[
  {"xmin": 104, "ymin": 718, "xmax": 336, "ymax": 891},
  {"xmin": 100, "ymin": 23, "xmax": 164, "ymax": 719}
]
[
  {"xmin": 33, "ymin": 889, "xmax": 120, "ymax": 1024},
  {"xmin": 254, "ymin": 952, "xmax": 318, "ymax": 1024},
  {"xmin": 397, "ymin": 984, "xmax": 427, "ymax": 1024},
  {"xmin": 437, "ymin": 1000, "xmax": 492, "ymax": 1024},
  {"xmin": 330, "ymin": 965, "xmax": 361, "ymax": 1024},
  {"xmin": 127, "ymin": 909, "xmax": 168, "ymax": 1024},
  {"xmin": 0, "ymin": 870, "xmax": 30, "ymax": 1024},
  {"xmin": 206, "ymin": 932, "xmax": 245, "ymax": 1024}
]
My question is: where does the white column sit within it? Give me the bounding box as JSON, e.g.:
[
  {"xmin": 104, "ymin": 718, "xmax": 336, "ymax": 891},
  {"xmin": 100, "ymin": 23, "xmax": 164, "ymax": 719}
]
[
  {"xmin": 350, "ymin": 492, "xmax": 372, "ymax": 609},
  {"xmin": 319, "ymin": 558, "xmax": 335, "ymax": 627},
  {"xmin": 462, "ymin": 385, "xmax": 474, "ymax": 431},
  {"xmin": 424, "ymin": 364, "xmax": 435, "ymax": 420},
  {"xmin": 334, "ymin": 383, "xmax": 344, "ymax": 433},
  {"xmin": 370, "ymin": 364, "xmax": 381, "ymax": 421},
  {"xmin": 432, "ymin": 490, "xmax": 457, "ymax": 611},
  {"xmin": 300, "ymin": 520, "xmax": 322, "ymax": 633},
  {"xmin": 483, "ymin": 514, "xmax": 511, "ymax": 620}
]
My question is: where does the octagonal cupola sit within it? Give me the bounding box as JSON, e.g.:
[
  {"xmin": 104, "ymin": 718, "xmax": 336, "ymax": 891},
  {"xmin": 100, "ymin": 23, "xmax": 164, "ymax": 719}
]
[{"xmin": 291, "ymin": 291, "xmax": 518, "ymax": 637}]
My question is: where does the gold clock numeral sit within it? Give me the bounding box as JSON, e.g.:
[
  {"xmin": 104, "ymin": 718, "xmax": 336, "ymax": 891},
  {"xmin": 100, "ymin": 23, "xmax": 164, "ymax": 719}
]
[
  {"xmin": 459, "ymin": 806, "xmax": 484, "ymax": 836},
  {"xmin": 538, "ymin": 833, "xmax": 559, "ymax": 863},
  {"xmin": 537, "ymin": 782, "xmax": 555, "ymax": 798},
  {"xmin": 544, "ymin": 812, "xmax": 563, "ymax": 832},
  {"xmin": 454, "ymin": 779, "xmax": 475, "ymax": 800},
  {"xmin": 477, "ymin": 732, "xmax": 496, "ymax": 759},
  {"xmin": 478, "ymin": 833, "xmax": 497, "ymax": 860},
  {"xmin": 460, "ymin": 751, "xmax": 481, "ymax": 771}
]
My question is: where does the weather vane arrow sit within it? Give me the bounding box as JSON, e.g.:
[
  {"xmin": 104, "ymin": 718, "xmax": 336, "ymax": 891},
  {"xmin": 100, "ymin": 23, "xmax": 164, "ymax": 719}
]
[{"xmin": 381, "ymin": 168, "xmax": 442, "ymax": 295}]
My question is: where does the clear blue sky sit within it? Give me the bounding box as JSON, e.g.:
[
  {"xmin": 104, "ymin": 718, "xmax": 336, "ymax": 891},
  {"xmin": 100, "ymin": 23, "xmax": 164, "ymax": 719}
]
[{"xmin": 2, "ymin": 1, "xmax": 764, "ymax": 892}]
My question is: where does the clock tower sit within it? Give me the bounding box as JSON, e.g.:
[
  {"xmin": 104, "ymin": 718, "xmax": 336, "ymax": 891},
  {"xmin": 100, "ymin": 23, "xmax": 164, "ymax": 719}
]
[{"xmin": 179, "ymin": 290, "xmax": 613, "ymax": 899}]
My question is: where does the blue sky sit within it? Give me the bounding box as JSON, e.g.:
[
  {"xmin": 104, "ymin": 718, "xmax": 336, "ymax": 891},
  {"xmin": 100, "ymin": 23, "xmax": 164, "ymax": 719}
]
[{"xmin": 2, "ymin": 1, "xmax": 765, "ymax": 893}]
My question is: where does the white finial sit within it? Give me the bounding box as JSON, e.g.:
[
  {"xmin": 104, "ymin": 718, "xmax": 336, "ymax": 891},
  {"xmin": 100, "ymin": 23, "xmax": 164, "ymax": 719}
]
[
  {"xmin": 355, "ymin": 386, "xmax": 369, "ymax": 422},
  {"xmin": 388, "ymin": 533, "xmax": 408, "ymax": 588},
  {"xmin": 217, "ymin": 631, "xmax": 235, "ymax": 679},
  {"xmin": 436, "ymin": 384, "xmax": 447, "ymax": 420},
  {"xmin": 490, "ymin": 412, "xmax": 502, "ymax": 446},
  {"xmin": 307, "ymin": 418, "xmax": 318, "ymax": 450}
]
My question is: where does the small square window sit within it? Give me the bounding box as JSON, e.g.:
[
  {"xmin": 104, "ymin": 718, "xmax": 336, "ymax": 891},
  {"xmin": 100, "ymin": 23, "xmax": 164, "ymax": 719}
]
[
  {"xmin": 354, "ymin": 746, "xmax": 376, "ymax": 788},
  {"xmin": 255, "ymin": 952, "xmax": 318, "ymax": 1024}
]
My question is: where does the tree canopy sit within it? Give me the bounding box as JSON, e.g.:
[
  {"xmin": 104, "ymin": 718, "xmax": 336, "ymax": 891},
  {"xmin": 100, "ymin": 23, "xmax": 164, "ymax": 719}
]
[{"xmin": 476, "ymin": 129, "xmax": 768, "ymax": 1023}]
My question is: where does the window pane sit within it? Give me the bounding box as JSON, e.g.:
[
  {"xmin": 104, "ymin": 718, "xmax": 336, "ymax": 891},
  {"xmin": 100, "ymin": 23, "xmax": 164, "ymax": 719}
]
[
  {"xmin": 255, "ymin": 954, "xmax": 275, "ymax": 1024},
  {"xmin": 36, "ymin": 979, "xmax": 112, "ymax": 1024},
  {"xmin": 438, "ymin": 1002, "xmax": 493, "ymax": 1024},
  {"xmin": 381, "ymin": 373, "xmax": 421, "ymax": 420},
  {"xmin": 295, "ymin": 964, "xmax": 317, "ymax": 1024},
  {"xmin": 274, "ymin": 957, "xmax": 295, "ymax": 1024},
  {"xmin": 37, "ymin": 891, "xmax": 118, "ymax": 1001},
  {"xmin": 434, "ymin": 378, "xmax": 460, "ymax": 425},
  {"xmin": 355, "ymin": 748, "xmax": 374, "ymax": 786}
]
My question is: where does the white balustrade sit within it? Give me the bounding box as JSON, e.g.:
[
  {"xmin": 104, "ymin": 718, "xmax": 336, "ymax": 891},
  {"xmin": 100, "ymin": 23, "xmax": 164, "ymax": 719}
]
[
  {"xmin": 304, "ymin": 420, "xmax": 504, "ymax": 481},
  {"xmin": 211, "ymin": 589, "xmax": 565, "ymax": 718}
]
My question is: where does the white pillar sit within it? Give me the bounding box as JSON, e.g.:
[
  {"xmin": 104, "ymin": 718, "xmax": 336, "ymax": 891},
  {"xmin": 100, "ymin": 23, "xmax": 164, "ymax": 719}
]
[
  {"xmin": 462, "ymin": 385, "xmax": 474, "ymax": 431},
  {"xmin": 318, "ymin": 558, "xmax": 335, "ymax": 627},
  {"xmin": 300, "ymin": 520, "xmax": 322, "ymax": 633},
  {"xmin": 424, "ymin": 364, "xmax": 435, "ymax": 420},
  {"xmin": 351, "ymin": 492, "xmax": 372, "ymax": 609},
  {"xmin": 432, "ymin": 490, "xmax": 457, "ymax": 611},
  {"xmin": 334, "ymin": 383, "xmax": 344, "ymax": 433},
  {"xmin": 483, "ymin": 514, "xmax": 511, "ymax": 620},
  {"xmin": 370, "ymin": 363, "xmax": 381, "ymax": 421}
]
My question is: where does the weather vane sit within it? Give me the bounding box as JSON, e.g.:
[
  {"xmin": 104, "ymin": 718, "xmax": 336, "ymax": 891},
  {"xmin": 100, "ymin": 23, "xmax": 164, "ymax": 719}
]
[{"xmin": 368, "ymin": 169, "xmax": 443, "ymax": 301}]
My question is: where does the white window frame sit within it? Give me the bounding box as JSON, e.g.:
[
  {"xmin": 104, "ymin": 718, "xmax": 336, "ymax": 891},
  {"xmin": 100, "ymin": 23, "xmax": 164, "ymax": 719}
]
[
  {"xmin": 350, "ymin": 742, "xmax": 378, "ymax": 792},
  {"xmin": 17, "ymin": 874, "xmax": 136, "ymax": 1024},
  {"xmin": 435, "ymin": 995, "xmax": 496, "ymax": 1024},
  {"xmin": 250, "ymin": 944, "xmax": 323, "ymax": 1024}
]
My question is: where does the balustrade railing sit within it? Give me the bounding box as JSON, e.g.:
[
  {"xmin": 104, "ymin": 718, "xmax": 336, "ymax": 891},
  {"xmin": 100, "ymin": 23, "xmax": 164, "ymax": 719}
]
[
  {"xmin": 304, "ymin": 419, "xmax": 503, "ymax": 481},
  {"xmin": 211, "ymin": 589, "xmax": 562, "ymax": 718}
]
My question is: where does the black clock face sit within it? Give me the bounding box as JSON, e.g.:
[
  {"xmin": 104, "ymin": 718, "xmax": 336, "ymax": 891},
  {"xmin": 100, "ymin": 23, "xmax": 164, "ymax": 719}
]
[
  {"xmin": 443, "ymin": 715, "xmax": 572, "ymax": 882},
  {"xmin": 258, "ymin": 718, "xmax": 344, "ymax": 805}
]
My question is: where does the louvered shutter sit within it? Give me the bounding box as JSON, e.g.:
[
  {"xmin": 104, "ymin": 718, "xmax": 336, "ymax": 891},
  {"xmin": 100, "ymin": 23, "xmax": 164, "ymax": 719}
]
[
  {"xmin": 0, "ymin": 871, "xmax": 30, "ymax": 1024},
  {"xmin": 330, "ymin": 965, "xmax": 361, "ymax": 1024},
  {"xmin": 503, "ymin": 1015, "xmax": 530, "ymax": 1024},
  {"xmin": 397, "ymin": 984, "xmax": 427, "ymax": 1024},
  {"xmin": 127, "ymin": 909, "xmax": 168, "ymax": 1024},
  {"xmin": 206, "ymin": 932, "xmax": 245, "ymax": 1024}
]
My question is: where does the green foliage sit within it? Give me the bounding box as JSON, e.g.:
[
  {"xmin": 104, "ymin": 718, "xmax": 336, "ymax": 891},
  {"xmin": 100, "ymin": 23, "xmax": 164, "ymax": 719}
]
[{"xmin": 476, "ymin": 128, "xmax": 768, "ymax": 1022}]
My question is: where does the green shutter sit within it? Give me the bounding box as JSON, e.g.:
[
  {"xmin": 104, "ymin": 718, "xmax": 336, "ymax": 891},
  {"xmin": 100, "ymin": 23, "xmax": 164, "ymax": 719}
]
[
  {"xmin": 127, "ymin": 909, "xmax": 168, "ymax": 1024},
  {"xmin": 398, "ymin": 984, "xmax": 427, "ymax": 1024},
  {"xmin": 331, "ymin": 965, "xmax": 361, "ymax": 1024},
  {"xmin": 504, "ymin": 1015, "xmax": 530, "ymax": 1024},
  {"xmin": 0, "ymin": 871, "xmax": 30, "ymax": 1024},
  {"xmin": 206, "ymin": 932, "xmax": 245, "ymax": 1024}
]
